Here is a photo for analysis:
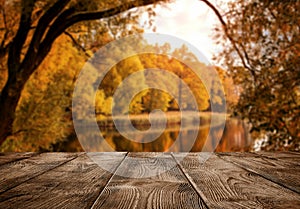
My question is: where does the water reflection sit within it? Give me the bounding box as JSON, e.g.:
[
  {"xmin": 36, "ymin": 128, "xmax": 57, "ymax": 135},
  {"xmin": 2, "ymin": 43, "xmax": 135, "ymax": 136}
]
[{"xmin": 75, "ymin": 119, "xmax": 252, "ymax": 152}]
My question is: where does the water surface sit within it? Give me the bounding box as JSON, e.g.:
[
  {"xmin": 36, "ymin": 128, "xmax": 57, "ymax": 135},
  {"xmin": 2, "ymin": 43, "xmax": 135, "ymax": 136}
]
[{"xmin": 73, "ymin": 118, "xmax": 252, "ymax": 152}]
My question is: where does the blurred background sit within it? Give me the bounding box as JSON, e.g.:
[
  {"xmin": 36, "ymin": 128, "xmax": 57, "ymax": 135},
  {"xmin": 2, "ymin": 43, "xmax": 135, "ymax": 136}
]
[{"xmin": 0, "ymin": 0, "xmax": 299, "ymax": 152}]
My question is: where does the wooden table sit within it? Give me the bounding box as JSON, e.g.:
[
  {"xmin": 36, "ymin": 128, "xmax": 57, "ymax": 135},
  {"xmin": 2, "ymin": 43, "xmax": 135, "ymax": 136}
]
[{"xmin": 0, "ymin": 152, "xmax": 299, "ymax": 208}]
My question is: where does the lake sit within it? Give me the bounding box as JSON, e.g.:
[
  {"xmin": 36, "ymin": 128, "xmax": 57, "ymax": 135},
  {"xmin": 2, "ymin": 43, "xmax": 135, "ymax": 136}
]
[{"xmin": 69, "ymin": 115, "xmax": 253, "ymax": 152}]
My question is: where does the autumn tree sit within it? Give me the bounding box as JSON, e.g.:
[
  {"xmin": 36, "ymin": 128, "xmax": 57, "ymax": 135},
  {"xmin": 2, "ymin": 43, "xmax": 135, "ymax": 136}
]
[
  {"xmin": 94, "ymin": 40, "xmax": 224, "ymax": 115},
  {"xmin": 171, "ymin": 45, "xmax": 211, "ymax": 111},
  {"xmin": 138, "ymin": 44, "xmax": 217, "ymax": 112},
  {"xmin": 1, "ymin": 35, "xmax": 85, "ymax": 151},
  {"xmin": 110, "ymin": 55, "xmax": 148, "ymax": 114},
  {"xmin": 0, "ymin": 0, "xmax": 168, "ymax": 145},
  {"xmin": 139, "ymin": 50, "xmax": 175, "ymax": 112},
  {"xmin": 211, "ymin": 0, "xmax": 300, "ymax": 150},
  {"xmin": 214, "ymin": 66, "xmax": 238, "ymax": 112}
]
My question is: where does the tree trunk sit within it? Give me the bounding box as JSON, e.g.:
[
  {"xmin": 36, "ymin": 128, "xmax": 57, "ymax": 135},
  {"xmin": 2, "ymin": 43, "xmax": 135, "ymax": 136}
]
[{"xmin": 0, "ymin": 78, "xmax": 23, "ymax": 145}]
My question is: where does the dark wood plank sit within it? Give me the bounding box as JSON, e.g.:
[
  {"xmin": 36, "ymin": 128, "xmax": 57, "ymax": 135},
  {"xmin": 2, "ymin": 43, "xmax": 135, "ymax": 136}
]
[
  {"xmin": 0, "ymin": 152, "xmax": 299, "ymax": 208},
  {"xmin": 0, "ymin": 153, "xmax": 126, "ymax": 209},
  {"xmin": 285, "ymin": 151, "xmax": 300, "ymax": 155},
  {"xmin": 255, "ymin": 151, "xmax": 300, "ymax": 157},
  {"xmin": 113, "ymin": 152, "xmax": 186, "ymax": 180},
  {"xmin": 217, "ymin": 152, "xmax": 300, "ymax": 193},
  {"xmin": 92, "ymin": 152, "xmax": 207, "ymax": 209},
  {"xmin": 255, "ymin": 151, "xmax": 300, "ymax": 166},
  {"xmin": 0, "ymin": 152, "xmax": 79, "ymax": 194},
  {"xmin": 93, "ymin": 181, "xmax": 206, "ymax": 209},
  {"xmin": 173, "ymin": 152, "xmax": 300, "ymax": 208},
  {"xmin": 0, "ymin": 152, "xmax": 36, "ymax": 166}
]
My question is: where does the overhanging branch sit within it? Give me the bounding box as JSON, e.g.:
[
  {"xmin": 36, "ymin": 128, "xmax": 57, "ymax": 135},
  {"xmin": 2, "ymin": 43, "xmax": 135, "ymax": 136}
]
[
  {"xmin": 21, "ymin": 0, "xmax": 72, "ymax": 75},
  {"xmin": 16, "ymin": 0, "xmax": 167, "ymax": 85},
  {"xmin": 33, "ymin": 0, "xmax": 166, "ymax": 75},
  {"xmin": 63, "ymin": 31, "xmax": 91, "ymax": 58},
  {"xmin": 199, "ymin": 0, "xmax": 256, "ymax": 80},
  {"xmin": 45, "ymin": 0, "xmax": 166, "ymax": 45}
]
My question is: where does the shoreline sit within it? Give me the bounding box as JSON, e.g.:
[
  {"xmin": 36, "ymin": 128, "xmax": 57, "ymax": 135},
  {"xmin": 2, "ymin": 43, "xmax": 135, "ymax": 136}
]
[{"xmin": 96, "ymin": 111, "xmax": 228, "ymax": 128}]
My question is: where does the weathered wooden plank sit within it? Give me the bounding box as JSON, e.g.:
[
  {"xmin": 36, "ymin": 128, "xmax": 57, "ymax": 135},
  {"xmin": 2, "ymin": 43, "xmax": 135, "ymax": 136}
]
[
  {"xmin": 0, "ymin": 152, "xmax": 299, "ymax": 208},
  {"xmin": 217, "ymin": 152, "xmax": 300, "ymax": 193},
  {"xmin": 93, "ymin": 181, "xmax": 206, "ymax": 209},
  {"xmin": 113, "ymin": 152, "xmax": 186, "ymax": 180},
  {"xmin": 173, "ymin": 152, "xmax": 300, "ymax": 208},
  {"xmin": 0, "ymin": 152, "xmax": 36, "ymax": 166},
  {"xmin": 286, "ymin": 151, "xmax": 300, "ymax": 155},
  {"xmin": 255, "ymin": 151, "xmax": 300, "ymax": 166},
  {"xmin": 92, "ymin": 152, "xmax": 207, "ymax": 209},
  {"xmin": 0, "ymin": 153, "xmax": 126, "ymax": 209},
  {"xmin": 0, "ymin": 152, "xmax": 79, "ymax": 194},
  {"xmin": 255, "ymin": 151, "xmax": 300, "ymax": 157}
]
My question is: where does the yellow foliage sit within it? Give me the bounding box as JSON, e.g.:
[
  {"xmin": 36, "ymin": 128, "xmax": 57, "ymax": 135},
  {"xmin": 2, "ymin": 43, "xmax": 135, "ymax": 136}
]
[{"xmin": 1, "ymin": 36, "xmax": 86, "ymax": 151}]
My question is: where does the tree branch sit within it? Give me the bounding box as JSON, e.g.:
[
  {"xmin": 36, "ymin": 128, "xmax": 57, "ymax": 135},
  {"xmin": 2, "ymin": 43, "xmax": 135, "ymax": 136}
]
[
  {"xmin": 44, "ymin": 0, "xmax": 165, "ymax": 46},
  {"xmin": 12, "ymin": 128, "xmax": 41, "ymax": 136},
  {"xmin": 0, "ymin": 6, "xmax": 8, "ymax": 48},
  {"xmin": 20, "ymin": 7, "xmax": 76, "ymax": 81},
  {"xmin": 69, "ymin": 0, "xmax": 160, "ymax": 23},
  {"xmin": 0, "ymin": 6, "xmax": 10, "ymax": 58},
  {"xmin": 21, "ymin": 0, "xmax": 71, "ymax": 75},
  {"xmin": 63, "ymin": 31, "xmax": 91, "ymax": 58},
  {"xmin": 33, "ymin": 0, "xmax": 166, "ymax": 76},
  {"xmin": 8, "ymin": 0, "xmax": 36, "ymax": 73},
  {"xmin": 199, "ymin": 0, "xmax": 256, "ymax": 80}
]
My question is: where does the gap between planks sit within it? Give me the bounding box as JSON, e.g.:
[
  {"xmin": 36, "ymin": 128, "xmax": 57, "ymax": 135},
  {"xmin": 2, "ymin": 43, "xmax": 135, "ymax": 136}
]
[
  {"xmin": 90, "ymin": 152, "xmax": 129, "ymax": 209},
  {"xmin": 0, "ymin": 152, "xmax": 38, "ymax": 166},
  {"xmin": 216, "ymin": 152, "xmax": 300, "ymax": 194},
  {"xmin": 0, "ymin": 153, "xmax": 82, "ymax": 195},
  {"xmin": 171, "ymin": 153, "xmax": 210, "ymax": 209},
  {"xmin": 90, "ymin": 152, "xmax": 208, "ymax": 209}
]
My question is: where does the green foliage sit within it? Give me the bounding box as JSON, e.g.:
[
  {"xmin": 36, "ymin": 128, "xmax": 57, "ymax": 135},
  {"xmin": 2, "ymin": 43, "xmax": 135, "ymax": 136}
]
[{"xmin": 214, "ymin": 0, "xmax": 300, "ymax": 150}]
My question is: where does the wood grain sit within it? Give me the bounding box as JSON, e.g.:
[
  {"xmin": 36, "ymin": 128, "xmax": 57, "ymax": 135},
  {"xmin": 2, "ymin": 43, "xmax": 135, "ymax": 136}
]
[
  {"xmin": 173, "ymin": 152, "xmax": 300, "ymax": 208},
  {"xmin": 93, "ymin": 181, "xmax": 207, "ymax": 209},
  {"xmin": 255, "ymin": 151, "xmax": 300, "ymax": 166},
  {"xmin": 0, "ymin": 153, "xmax": 79, "ymax": 194},
  {"xmin": 113, "ymin": 152, "xmax": 185, "ymax": 180},
  {"xmin": 217, "ymin": 152, "xmax": 300, "ymax": 193},
  {"xmin": 0, "ymin": 153, "xmax": 126, "ymax": 209},
  {"xmin": 0, "ymin": 152, "xmax": 299, "ymax": 209},
  {"xmin": 0, "ymin": 152, "xmax": 36, "ymax": 166},
  {"xmin": 92, "ymin": 152, "xmax": 207, "ymax": 209}
]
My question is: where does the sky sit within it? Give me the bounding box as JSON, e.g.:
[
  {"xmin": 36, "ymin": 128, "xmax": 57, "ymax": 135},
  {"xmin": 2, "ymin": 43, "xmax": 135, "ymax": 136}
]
[{"xmin": 146, "ymin": 0, "xmax": 228, "ymax": 64}]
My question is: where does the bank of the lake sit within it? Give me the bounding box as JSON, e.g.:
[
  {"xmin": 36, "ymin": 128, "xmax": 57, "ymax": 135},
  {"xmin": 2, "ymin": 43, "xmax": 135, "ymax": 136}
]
[
  {"xmin": 96, "ymin": 111, "xmax": 228, "ymax": 129},
  {"xmin": 65, "ymin": 112, "xmax": 253, "ymax": 152}
]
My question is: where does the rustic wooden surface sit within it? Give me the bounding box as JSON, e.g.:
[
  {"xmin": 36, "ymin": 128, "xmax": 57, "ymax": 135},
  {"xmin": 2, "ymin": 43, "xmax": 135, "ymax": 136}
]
[{"xmin": 0, "ymin": 152, "xmax": 299, "ymax": 209}]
